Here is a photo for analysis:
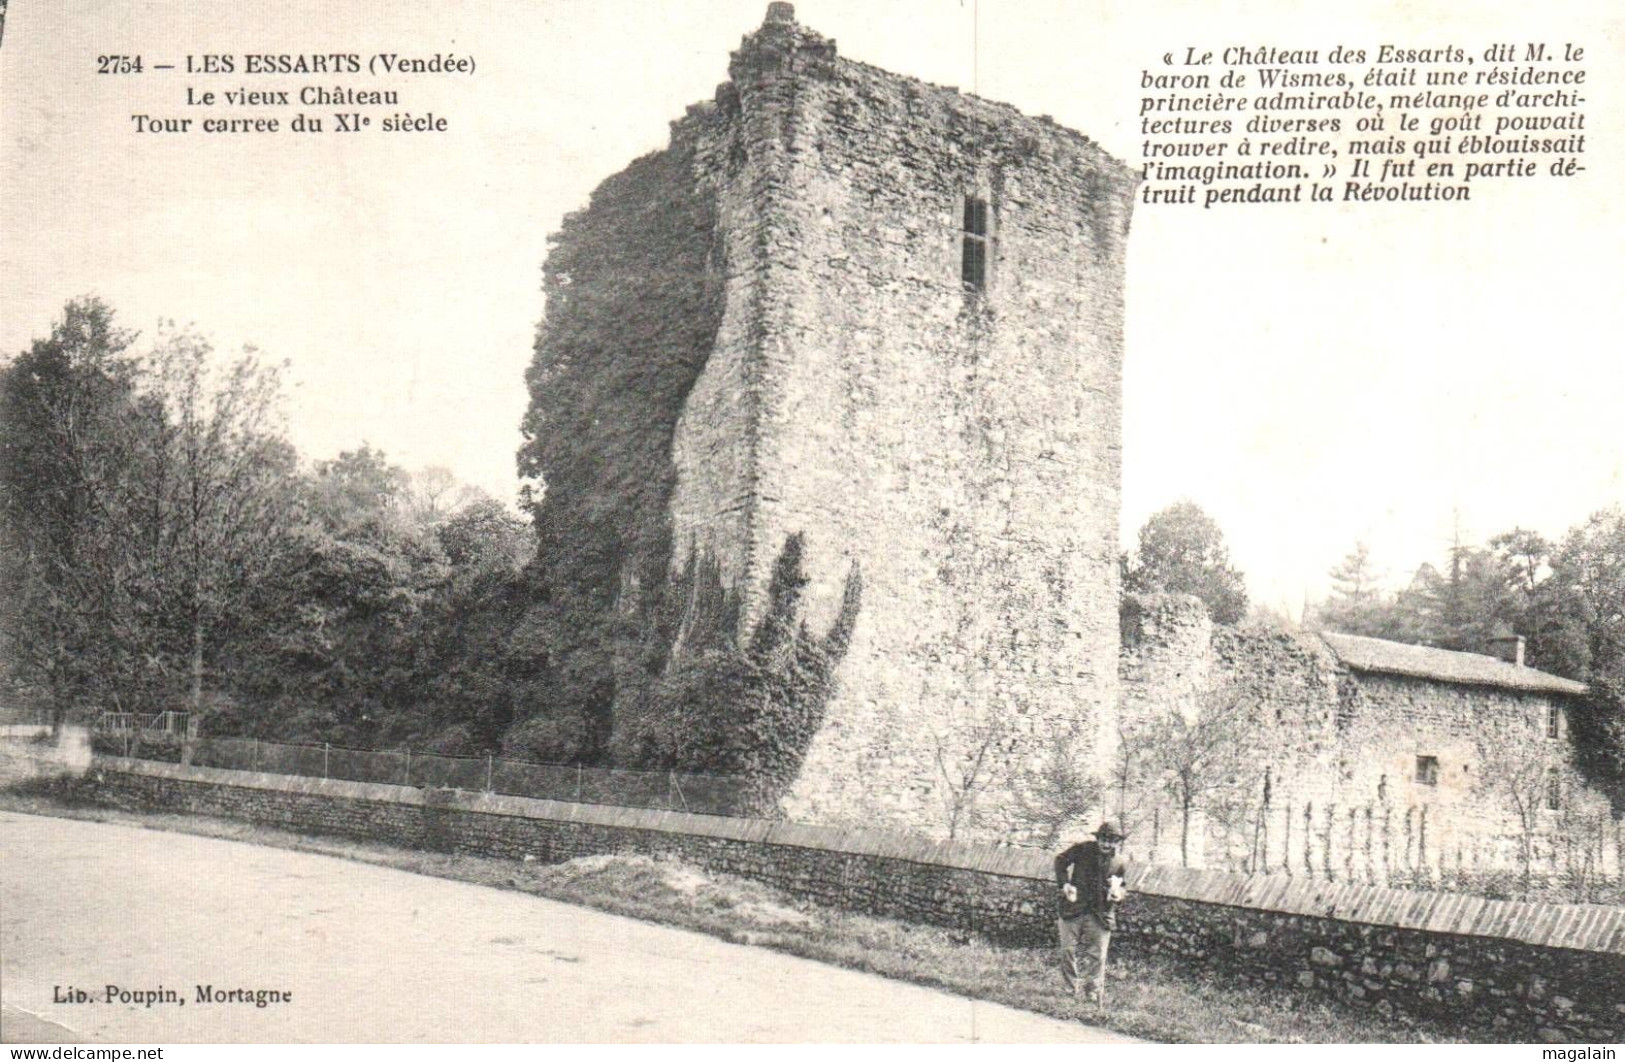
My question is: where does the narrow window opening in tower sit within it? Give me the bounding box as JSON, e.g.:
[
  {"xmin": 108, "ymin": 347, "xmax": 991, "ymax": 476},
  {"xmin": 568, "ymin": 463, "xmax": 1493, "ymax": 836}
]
[{"xmin": 961, "ymin": 197, "xmax": 989, "ymax": 290}]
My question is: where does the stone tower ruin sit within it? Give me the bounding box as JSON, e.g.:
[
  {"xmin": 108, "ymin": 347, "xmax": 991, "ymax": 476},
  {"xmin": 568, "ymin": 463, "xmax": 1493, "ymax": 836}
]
[{"xmin": 528, "ymin": 4, "xmax": 1136, "ymax": 841}]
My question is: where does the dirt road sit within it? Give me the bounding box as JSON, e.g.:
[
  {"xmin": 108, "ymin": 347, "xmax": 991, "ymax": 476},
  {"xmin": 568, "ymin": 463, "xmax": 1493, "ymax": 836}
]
[{"xmin": 0, "ymin": 812, "xmax": 1135, "ymax": 1043}]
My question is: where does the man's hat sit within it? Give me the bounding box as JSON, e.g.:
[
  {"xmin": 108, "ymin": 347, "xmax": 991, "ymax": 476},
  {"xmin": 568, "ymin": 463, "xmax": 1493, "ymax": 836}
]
[{"xmin": 1095, "ymin": 821, "xmax": 1127, "ymax": 842}]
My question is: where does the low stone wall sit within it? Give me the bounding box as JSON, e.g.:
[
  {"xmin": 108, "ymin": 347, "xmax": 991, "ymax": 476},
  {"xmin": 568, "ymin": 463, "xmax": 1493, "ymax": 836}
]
[
  {"xmin": 0, "ymin": 726, "xmax": 93, "ymax": 783},
  {"xmin": 82, "ymin": 757, "xmax": 1625, "ymax": 1040}
]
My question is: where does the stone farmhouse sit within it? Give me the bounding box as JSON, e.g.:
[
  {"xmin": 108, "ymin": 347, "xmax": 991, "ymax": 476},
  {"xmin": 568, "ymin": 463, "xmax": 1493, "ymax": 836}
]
[{"xmin": 1120, "ymin": 594, "xmax": 1612, "ymax": 883}]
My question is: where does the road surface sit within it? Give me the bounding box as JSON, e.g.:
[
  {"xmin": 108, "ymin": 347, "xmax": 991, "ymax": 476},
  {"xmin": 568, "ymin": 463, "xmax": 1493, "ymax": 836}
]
[{"xmin": 0, "ymin": 812, "xmax": 1135, "ymax": 1043}]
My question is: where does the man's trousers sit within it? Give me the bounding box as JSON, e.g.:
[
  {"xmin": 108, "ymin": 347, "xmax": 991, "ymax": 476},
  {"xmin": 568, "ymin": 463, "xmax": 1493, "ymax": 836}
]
[{"xmin": 1057, "ymin": 913, "xmax": 1111, "ymax": 1002}]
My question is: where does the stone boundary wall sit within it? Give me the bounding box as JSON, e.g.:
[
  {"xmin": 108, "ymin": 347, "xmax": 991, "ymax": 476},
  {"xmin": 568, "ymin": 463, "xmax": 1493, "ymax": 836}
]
[{"xmin": 82, "ymin": 757, "xmax": 1625, "ymax": 1040}]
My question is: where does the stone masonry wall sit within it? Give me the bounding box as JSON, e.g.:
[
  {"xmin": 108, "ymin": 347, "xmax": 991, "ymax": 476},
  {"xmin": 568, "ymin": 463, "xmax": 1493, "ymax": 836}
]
[
  {"xmin": 1118, "ymin": 594, "xmax": 1620, "ymax": 885},
  {"xmin": 665, "ymin": 93, "xmax": 769, "ymax": 593},
  {"xmin": 1117, "ymin": 595, "xmax": 1345, "ymax": 867},
  {"xmin": 664, "ymin": 7, "xmax": 1137, "ymax": 840},
  {"xmin": 84, "ymin": 758, "xmax": 1625, "ymax": 1041}
]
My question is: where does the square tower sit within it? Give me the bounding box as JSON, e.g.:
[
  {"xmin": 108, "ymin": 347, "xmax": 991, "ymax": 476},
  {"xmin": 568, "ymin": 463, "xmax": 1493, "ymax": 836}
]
[
  {"xmin": 669, "ymin": 7, "xmax": 1136, "ymax": 838},
  {"xmin": 525, "ymin": 5, "xmax": 1136, "ymax": 842}
]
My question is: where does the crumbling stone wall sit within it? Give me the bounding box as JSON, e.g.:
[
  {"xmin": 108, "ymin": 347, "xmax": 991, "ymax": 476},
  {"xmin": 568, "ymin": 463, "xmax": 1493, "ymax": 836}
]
[
  {"xmin": 1120, "ymin": 594, "xmax": 1216, "ymax": 724},
  {"xmin": 662, "ymin": 7, "xmax": 1137, "ymax": 840},
  {"xmin": 1117, "ymin": 596, "xmax": 1344, "ymax": 866}
]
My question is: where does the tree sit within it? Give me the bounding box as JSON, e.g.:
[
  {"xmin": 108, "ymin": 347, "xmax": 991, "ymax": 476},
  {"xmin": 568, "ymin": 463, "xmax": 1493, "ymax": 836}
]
[
  {"xmin": 1540, "ymin": 509, "xmax": 1625, "ymax": 678},
  {"xmin": 398, "ymin": 498, "xmax": 534, "ymax": 752},
  {"xmin": 1012, "ymin": 718, "xmax": 1105, "ymax": 847},
  {"xmin": 304, "ymin": 444, "xmax": 408, "ymax": 536},
  {"xmin": 1509, "ymin": 510, "xmax": 1625, "ymax": 808},
  {"xmin": 1314, "ymin": 541, "xmax": 1406, "ymax": 638},
  {"xmin": 1396, "ymin": 550, "xmax": 1508, "ymax": 652},
  {"xmin": 5, "ymin": 303, "xmax": 552, "ymax": 756},
  {"xmin": 1105, "ymin": 715, "xmax": 1166, "ymax": 851},
  {"xmin": 1347, "ymin": 538, "xmax": 1528, "ymax": 653},
  {"xmin": 1489, "ymin": 528, "xmax": 1551, "ymax": 605},
  {"xmin": 1568, "ymin": 671, "xmax": 1625, "ymax": 813},
  {"xmin": 1124, "ymin": 502, "xmax": 1249, "ymax": 625},
  {"xmin": 131, "ymin": 326, "xmax": 304, "ymax": 719},
  {"xmin": 930, "ymin": 723, "xmax": 1002, "ymax": 841},
  {"xmin": 1487, "ymin": 528, "xmax": 1558, "ymax": 656},
  {"xmin": 436, "ymin": 499, "xmax": 532, "ymax": 570},
  {"xmin": 1474, "ymin": 721, "xmax": 1572, "ymax": 890},
  {"xmin": 1553, "ymin": 781, "xmax": 1617, "ymax": 902},
  {"xmin": 1330, "ymin": 541, "xmax": 1380, "ymax": 602},
  {"xmin": 1144, "ymin": 684, "xmax": 1255, "ymax": 867},
  {"xmin": 232, "ymin": 445, "xmax": 451, "ymax": 745},
  {"xmin": 0, "ymin": 299, "xmax": 146, "ymax": 730},
  {"xmin": 402, "ymin": 465, "xmax": 487, "ymax": 529}
]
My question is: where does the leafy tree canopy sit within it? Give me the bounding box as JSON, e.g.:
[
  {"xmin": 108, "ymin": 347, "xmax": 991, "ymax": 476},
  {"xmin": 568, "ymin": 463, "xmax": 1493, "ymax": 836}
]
[{"xmin": 1123, "ymin": 501, "xmax": 1249, "ymax": 625}]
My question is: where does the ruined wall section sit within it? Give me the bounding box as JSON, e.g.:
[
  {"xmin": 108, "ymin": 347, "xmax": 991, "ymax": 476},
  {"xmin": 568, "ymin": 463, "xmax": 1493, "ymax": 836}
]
[
  {"xmin": 1119, "ymin": 593, "xmax": 1345, "ymax": 863},
  {"xmin": 695, "ymin": 18, "xmax": 1137, "ymax": 839},
  {"xmin": 1120, "ymin": 594, "xmax": 1217, "ymax": 726},
  {"xmin": 1210, "ymin": 623, "xmax": 1345, "ymax": 805},
  {"xmin": 666, "ymin": 95, "xmax": 769, "ymax": 592}
]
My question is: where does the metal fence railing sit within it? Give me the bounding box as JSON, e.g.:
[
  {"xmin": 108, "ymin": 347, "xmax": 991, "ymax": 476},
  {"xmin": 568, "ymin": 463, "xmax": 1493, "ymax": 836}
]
[
  {"xmin": 0, "ymin": 711, "xmax": 52, "ymax": 741},
  {"xmin": 154, "ymin": 735, "xmax": 745, "ymax": 817},
  {"xmin": 95, "ymin": 710, "xmax": 198, "ymax": 739}
]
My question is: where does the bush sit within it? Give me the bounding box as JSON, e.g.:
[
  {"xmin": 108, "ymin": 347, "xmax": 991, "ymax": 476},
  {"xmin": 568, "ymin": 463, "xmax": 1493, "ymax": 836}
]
[
  {"xmin": 655, "ymin": 536, "xmax": 861, "ymax": 814},
  {"xmin": 2, "ymin": 771, "xmax": 100, "ymax": 807},
  {"xmin": 501, "ymin": 707, "xmax": 597, "ymax": 765}
]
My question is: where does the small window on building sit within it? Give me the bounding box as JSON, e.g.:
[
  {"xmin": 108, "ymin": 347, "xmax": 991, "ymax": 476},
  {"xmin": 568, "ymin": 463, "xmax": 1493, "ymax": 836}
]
[
  {"xmin": 1546, "ymin": 768, "xmax": 1562, "ymax": 810},
  {"xmin": 1415, "ymin": 755, "xmax": 1439, "ymax": 787},
  {"xmin": 1547, "ymin": 704, "xmax": 1561, "ymax": 739},
  {"xmin": 961, "ymin": 197, "xmax": 989, "ymax": 291}
]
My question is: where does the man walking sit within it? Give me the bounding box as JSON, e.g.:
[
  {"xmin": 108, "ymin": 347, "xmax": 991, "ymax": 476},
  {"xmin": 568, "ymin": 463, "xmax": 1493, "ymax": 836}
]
[{"xmin": 1054, "ymin": 822, "xmax": 1128, "ymax": 1006}]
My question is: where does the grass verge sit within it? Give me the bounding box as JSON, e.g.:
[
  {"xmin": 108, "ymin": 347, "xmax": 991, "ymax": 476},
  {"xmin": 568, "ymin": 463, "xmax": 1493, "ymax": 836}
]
[{"xmin": 0, "ymin": 780, "xmax": 1474, "ymax": 1044}]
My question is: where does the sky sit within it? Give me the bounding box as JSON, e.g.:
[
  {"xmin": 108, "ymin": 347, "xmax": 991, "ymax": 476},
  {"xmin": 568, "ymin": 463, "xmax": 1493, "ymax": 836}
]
[{"xmin": 3, "ymin": 0, "xmax": 1621, "ymax": 613}]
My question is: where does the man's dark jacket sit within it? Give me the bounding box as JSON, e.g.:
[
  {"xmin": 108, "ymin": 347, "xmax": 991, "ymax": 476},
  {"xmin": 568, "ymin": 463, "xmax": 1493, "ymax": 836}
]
[{"xmin": 1054, "ymin": 841, "xmax": 1128, "ymax": 927}]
